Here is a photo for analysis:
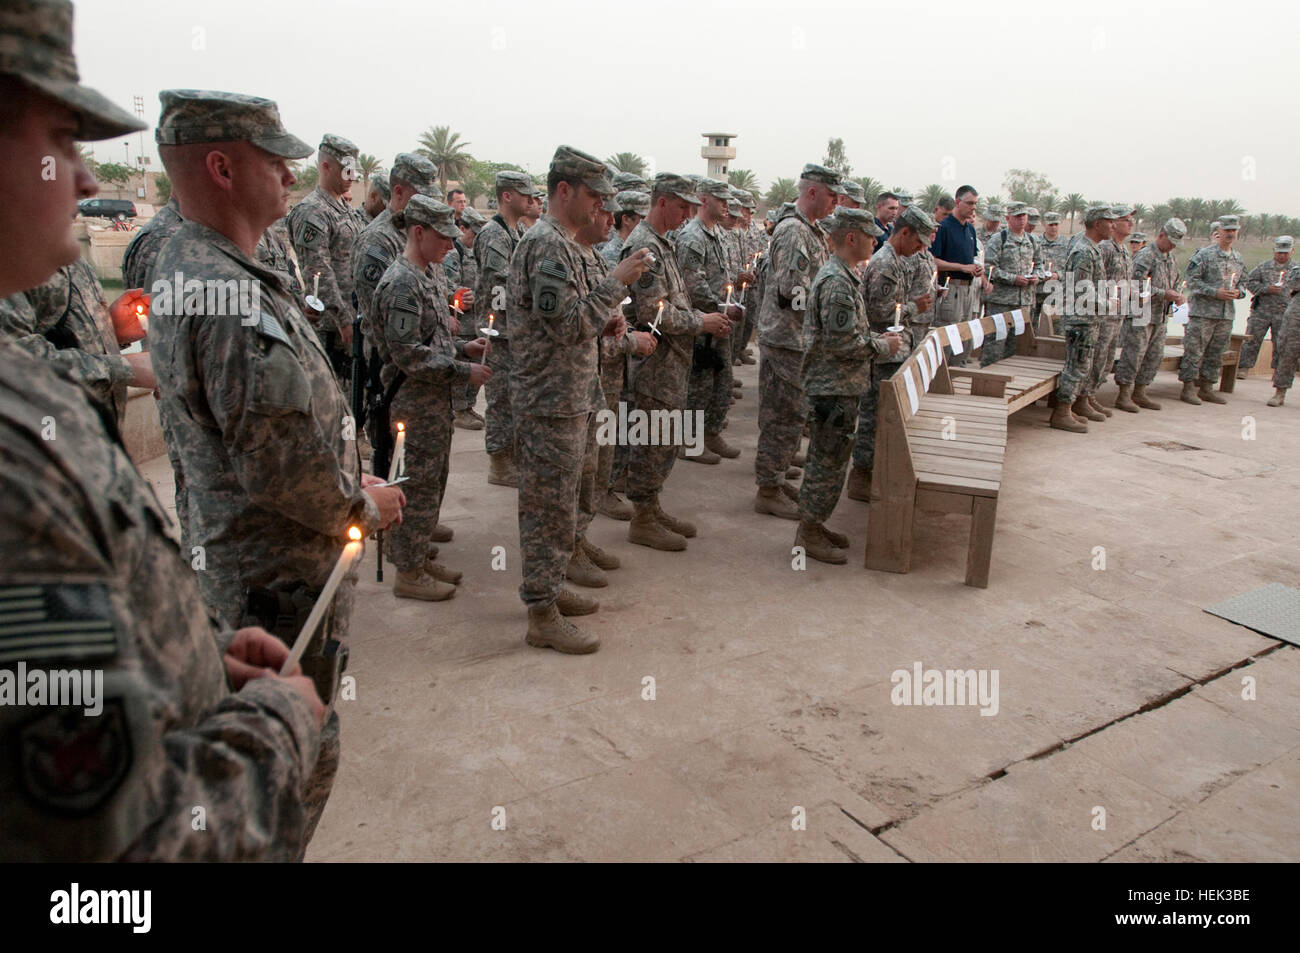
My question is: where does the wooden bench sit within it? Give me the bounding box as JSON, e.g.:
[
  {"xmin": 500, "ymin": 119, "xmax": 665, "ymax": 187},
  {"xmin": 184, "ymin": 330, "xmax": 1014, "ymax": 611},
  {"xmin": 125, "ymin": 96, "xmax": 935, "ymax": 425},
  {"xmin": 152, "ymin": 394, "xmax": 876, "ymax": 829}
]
[
  {"xmin": 1159, "ymin": 331, "xmax": 1243, "ymax": 392},
  {"xmin": 866, "ymin": 327, "xmax": 1008, "ymax": 588},
  {"xmin": 943, "ymin": 312, "xmax": 1066, "ymax": 414}
]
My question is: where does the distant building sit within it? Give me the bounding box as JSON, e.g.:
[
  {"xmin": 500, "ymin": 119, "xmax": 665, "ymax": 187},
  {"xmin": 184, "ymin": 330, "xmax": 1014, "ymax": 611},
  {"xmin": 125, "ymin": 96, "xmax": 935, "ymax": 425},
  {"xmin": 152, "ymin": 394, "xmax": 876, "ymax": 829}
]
[{"xmin": 702, "ymin": 132, "xmax": 736, "ymax": 179}]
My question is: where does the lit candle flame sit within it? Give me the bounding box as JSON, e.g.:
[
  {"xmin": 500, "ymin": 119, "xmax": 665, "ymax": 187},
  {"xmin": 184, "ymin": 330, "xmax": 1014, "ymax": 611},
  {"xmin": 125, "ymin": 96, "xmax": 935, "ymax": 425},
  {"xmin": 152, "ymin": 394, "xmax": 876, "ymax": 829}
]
[
  {"xmin": 488, "ymin": 313, "xmax": 495, "ymax": 329},
  {"xmin": 396, "ymin": 421, "xmax": 405, "ymax": 433},
  {"xmin": 347, "ymin": 526, "xmax": 362, "ymax": 542}
]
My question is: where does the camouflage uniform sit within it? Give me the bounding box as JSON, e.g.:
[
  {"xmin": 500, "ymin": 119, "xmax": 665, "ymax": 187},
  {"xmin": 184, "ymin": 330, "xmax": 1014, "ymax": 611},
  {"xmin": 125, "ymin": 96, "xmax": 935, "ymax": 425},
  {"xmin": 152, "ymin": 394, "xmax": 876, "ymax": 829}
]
[
  {"xmin": 1179, "ymin": 241, "xmax": 1245, "ymax": 384},
  {"xmin": 622, "ymin": 217, "xmax": 704, "ymax": 503},
  {"xmin": 475, "ymin": 212, "xmax": 524, "ymax": 455},
  {"xmin": 1241, "ymin": 257, "xmax": 1295, "ymax": 371},
  {"xmin": 1116, "ymin": 240, "xmax": 1178, "ymax": 387},
  {"xmin": 1271, "ymin": 291, "xmax": 1300, "ymax": 390},
  {"xmin": 122, "ymin": 196, "xmax": 183, "ymax": 289},
  {"xmin": 677, "ymin": 212, "xmax": 734, "ymax": 437},
  {"xmin": 288, "ymin": 175, "xmax": 361, "ymax": 377},
  {"xmin": 1037, "ymin": 229, "xmax": 1071, "ymax": 333},
  {"xmin": 1088, "ymin": 236, "xmax": 1133, "ymax": 392},
  {"xmin": 0, "ymin": 344, "xmax": 322, "ymax": 861},
  {"xmin": 1056, "ymin": 229, "xmax": 1106, "ymax": 403},
  {"xmin": 374, "ymin": 250, "xmax": 470, "ymax": 574},
  {"xmin": 756, "ymin": 204, "xmax": 826, "ymax": 487},
  {"xmin": 351, "ymin": 208, "xmax": 404, "ymax": 340},
  {"xmin": 255, "ymin": 216, "xmax": 302, "ymax": 297},
  {"xmin": 855, "ymin": 241, "xmax": 921, "ymax": 473},
  {"xmin": 0, "ymin": 257, "xmax": 130, "ymax": 422},
  {"xmin": 980, "ymin": 227, "xmax": 1037, "ymax": 365},
  {"xmin": 798, "ymin": 255, "xmax": 893, "ymax": 523},
  {"xmin": 509, "ymin": 212, "xmax": 623, "ymax": 608}
]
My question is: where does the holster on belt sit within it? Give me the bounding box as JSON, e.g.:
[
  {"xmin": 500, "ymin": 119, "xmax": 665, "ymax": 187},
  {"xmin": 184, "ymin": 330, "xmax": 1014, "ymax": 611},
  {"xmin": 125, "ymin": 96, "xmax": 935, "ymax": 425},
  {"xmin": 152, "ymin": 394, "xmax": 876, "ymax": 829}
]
[{"xmin": 243, "ymin": 583, "xmax": 349, "ymax": 705}]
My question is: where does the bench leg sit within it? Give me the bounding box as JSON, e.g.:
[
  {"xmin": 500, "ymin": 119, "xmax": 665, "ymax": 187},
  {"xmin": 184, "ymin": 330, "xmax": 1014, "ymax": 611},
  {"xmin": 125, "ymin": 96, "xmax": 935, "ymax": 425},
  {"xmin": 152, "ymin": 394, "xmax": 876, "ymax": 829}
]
[
  {"xmin": 965, "ymin": 496, "xmax": 997, "ymax": 588},
  {"xmin": 866, "ymin": 494, "xmax": 915, "ymax": 574},
  {"xmin": 1219, "ymin": 359, "xmax": 1237, "ymax": 393}
]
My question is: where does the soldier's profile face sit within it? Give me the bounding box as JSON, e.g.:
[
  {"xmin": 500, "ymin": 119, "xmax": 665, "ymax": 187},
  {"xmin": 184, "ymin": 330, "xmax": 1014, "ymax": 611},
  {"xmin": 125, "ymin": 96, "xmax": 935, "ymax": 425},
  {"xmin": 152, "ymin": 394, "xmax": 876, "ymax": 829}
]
[{"xmin": 877, "ymin": 198, "xmax": 899, "ymax": 224}]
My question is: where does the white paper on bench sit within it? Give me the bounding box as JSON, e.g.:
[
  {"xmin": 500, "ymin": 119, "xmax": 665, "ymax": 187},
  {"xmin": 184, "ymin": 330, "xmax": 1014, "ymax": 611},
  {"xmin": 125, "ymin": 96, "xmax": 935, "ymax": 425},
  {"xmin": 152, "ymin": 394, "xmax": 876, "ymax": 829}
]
[
  {"xmin": 992, "ymin": 313, "xmax": 1008, "ymax": 340},
  {"xmin": 903, "ymin": 365, "xmax": 920, "ymax": 415},
  {"xmin": 968, "ymin": 319, "xmax": 984, "ymax": 349},
  {"xmin": 1011, "ymin": 309, "xmax": 1024, "ymax": 334},
  {"xmin": 926, "ymin": 335, "xmax": 941, "ymax": 370},
  {"xmin": 917, "ymin": 347, "xmax": 932, "ymax": 390},
  {"xmin": 1170, "ymin": 302, "xmax": 1190, "ymax": 325},
  {"xmin": 944, "ymin": 323, "xmax": 964, "ymax": 353}
]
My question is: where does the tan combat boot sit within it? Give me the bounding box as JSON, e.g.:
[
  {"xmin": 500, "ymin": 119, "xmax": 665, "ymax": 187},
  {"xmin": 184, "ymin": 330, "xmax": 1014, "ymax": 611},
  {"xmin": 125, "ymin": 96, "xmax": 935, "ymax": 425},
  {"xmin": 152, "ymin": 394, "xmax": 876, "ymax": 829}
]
[
  {"xmin": 652, "ymin": 499, "xmax": 697, "ymax": 538},
  {"xmin": 526, "ymin": 604, "xmax": 599, "ymax": 654},
  {"xmin": 1114, "ymin": 385, "xmax": 1140, "ymax": 413},
  {"xmin": 741, "ymin": 350, "xmax": 756, "ymax": 365},
  {"xmin": 453, "ymin": 408, "xmax": 484, "ymax": 430},
  {"xmin": 598, "ymin": 490, "xmax": 633, "ymax": 521},
  {"xmin": 1267, "ymin": 388, "xmax": 1287, "ymax": 407},
  {"xmin": 796, "ymin": 521, "xmax": 848, "ymax": 565},
  {"xmin": 846, "ymin": 466, "xmax": 872, "ymax": 501},
  {"xmin": 1131, "ymin": 385, "xmax": 1161, "ymax": 410},
  {"xmin": 1050, "ymin": 404, "xmax": 1088, "ymax": 432},
  {"xmin": 704, "ymin": 432, "xmax": 740, "ymax": 458},
  {"xmin": 1073, "ymin": 396, "xmax": 1105, "ymax": 421},
  {"xmin": 791, "ymin": 450, "xmax": 807, "ymax": 467},
  {"xmin": 679, "ymin": 445, "xmax": 721, "ymax": 465},
  {"xmin": 487, "ymin": 450, "xmax": 517, "ymax": 487},
  {"xmin": 423, "ymin": 556, "xmax": 462, "ymax": 585},
  {"xmin": 565, "ymin": 542, "xmax": 608, "ymax": 588},
  {"xmin": 555, "ymin": 587, "xmax": 599, "ymax": 616},
  {"xmin": 1198, "ymin": 380, "xmax": 1227, "ymax": 404},
  {"xmin": 1088, "ymin": 394, "xmax": 1113, "ymax": 417},
  {"xmin": 754, "ymin": 485, "xmax": 799, "ymax": 520},
  {"xmin": 431, "ymin": 523, "xmax": 454, "ymax": 542},
  {"xmin": 1180, "ymin": 381, "xmax": 1202, "ymax": 405},
  {"xmin": 628, "ymin": 502, "xmax": 687, "ymax": 551},
  {"xmin": 823, "ymin": 525, "xmax": 850, "ymax": 548},
  {"xmin": 581, "ymin": 537, "xmax": 620, "ymax": 571},
  {"xmin": 779, "ymin": 481, "xmax": 799, "ymax": 501},
  {"xmin": 393, "ymin": 569, "xmax": 456, "ymax": 601}
]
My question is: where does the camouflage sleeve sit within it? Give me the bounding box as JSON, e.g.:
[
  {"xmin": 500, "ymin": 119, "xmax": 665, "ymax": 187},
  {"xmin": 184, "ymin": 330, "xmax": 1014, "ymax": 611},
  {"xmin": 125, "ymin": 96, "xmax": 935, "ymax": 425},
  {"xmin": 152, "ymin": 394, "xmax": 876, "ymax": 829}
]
[
  {"xmin": 378, "ymin": 277, "xmax": 470, "ymax": 385},
  {"xmin": 1242, "ymin": 262, "xmax": 1270, "ymax": 296},
  {"xmin": 816, "ymin": 275, "xmax": 872, "ymax": 359},
  {"xmin": 772, "ymin": 224, "xmax": 815, "ymax": 302},
  {"xmin": 526, "ymin": 234, "xmax": 623, "ymax": 345},
  {"xmin": 290, "ymin": 208, "xmax": 347, "ymax": 332},
  {"xmin": 1185, "ymin": 249, "xmax": 1216, "ymax": 298},
  {"xmin": 473, "ymin": 229, "xmax": 511, "ymax": 321},
  {"xmin": 352, "ymin": 240, "xmax": 397, "ymax": 319},
  {"xmin": 675, "ymin": 232, "xmax": 720, "ymax": 312},
  {"xmin": 985, "ymin": 232, "xmax": 1008, "ymax": 285},
  {"xmin": 191, "ymin": 313, "xmax": 375, "ymax": 537},
  {"xmin": 0, "ymin": 292, "xmax": 132, "ymax": 403},
  {"xmin": 0, "ymin": 414, "xmax": 321, "ymax": 861},
  {"xmin": 625, "ymin": 239, "xmax": 702, "ymax": 334},
  {"xmin": 865, "ymin": 259, "xmax": 914, "ymax": 324},
  {"xmin": 443, "ymin": 247, "xmax": 461, "ymax": 287}
]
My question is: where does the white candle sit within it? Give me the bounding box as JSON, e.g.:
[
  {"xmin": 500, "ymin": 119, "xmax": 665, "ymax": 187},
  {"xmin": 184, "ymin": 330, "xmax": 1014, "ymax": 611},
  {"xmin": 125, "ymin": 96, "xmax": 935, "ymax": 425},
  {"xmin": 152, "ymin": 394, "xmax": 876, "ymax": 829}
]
[
  {"xmin": 653, "ymin": 299, "xmax": 665, "ymax": 330},
  {"xmin": 388, "ymin": 422, "xmax": 406, "ymax": 483},
  {"xmin": 281, "ymin": 526, "xmax": 363, "ymax": 676},
  {"xmin": 894, "ymin": 302, "xmax": 901, "ymax": 323},
  {"xmin": 313, "ymin": 272, "xmax": 320, "ymax": 298},
  {"xmin": 725, "ymin": 284, "xmax": 734, "ymax": 307}
]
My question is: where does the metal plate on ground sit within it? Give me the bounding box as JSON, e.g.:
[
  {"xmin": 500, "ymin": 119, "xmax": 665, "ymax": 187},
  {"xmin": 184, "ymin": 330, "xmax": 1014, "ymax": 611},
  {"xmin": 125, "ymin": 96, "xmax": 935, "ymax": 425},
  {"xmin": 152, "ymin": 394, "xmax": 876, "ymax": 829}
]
[{"xmin": 1204, "ymin": 583, "xmax": 1300, "ymax": 646}]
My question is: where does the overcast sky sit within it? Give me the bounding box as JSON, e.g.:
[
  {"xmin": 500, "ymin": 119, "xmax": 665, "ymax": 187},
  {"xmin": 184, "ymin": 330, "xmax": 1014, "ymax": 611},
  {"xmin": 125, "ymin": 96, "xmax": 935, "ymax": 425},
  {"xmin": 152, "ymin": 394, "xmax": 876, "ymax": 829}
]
[{"xmin": 76, "ymin": 0, "xmax": 1300, "ymax": 217}]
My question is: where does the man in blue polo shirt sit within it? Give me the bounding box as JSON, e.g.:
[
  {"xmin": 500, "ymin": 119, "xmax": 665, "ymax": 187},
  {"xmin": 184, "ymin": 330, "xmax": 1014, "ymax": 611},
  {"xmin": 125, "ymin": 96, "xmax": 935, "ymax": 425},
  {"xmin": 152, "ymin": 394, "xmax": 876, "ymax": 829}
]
[{"xmin": 930, "ymin": 184, "xmax": 983, "ymax": 364}]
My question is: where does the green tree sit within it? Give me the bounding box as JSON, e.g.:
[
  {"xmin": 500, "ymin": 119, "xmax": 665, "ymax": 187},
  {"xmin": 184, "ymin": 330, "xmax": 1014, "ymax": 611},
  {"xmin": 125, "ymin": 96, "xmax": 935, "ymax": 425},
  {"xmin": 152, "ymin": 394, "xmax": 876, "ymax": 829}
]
[
  {"xmin": 605, "ymin": 152, "xmax": 647, "ymax": 176},
  {"xmin": 919, "ymin": 183, "xmax": 946, "ymax": 211},
  {"xmin": 822, "ymin": 137, "xmax": 852, "ymax": 179},
  {"xmin": 357, "ymin": 153, "xmax": 383, "ymax": 189},
  {"xmin": 765, "ymin": 177, "xmax": 797, "ymax": 207},
  {"xmin": 290, "ymin": 161, "xmax": 318, "ymax": 192},
  {"xmin": 1061, "ymin": 192, "xmax": 1085, "ymax": 231},
  {"xmin": 417, "ymin": 125, "xmax": 473, "ymax": 197},
  {"xmin": 1187, "ymin": 197, "xmax": 1208, "ymax": 235},
  {"xmin": 857, "ymin": 177, "xmax": 882, "ymax": 209},
  {"xmin": 1003, "ymin": 168, "xmax": 1058, "ymax": 209},
  {"xmin": 95, "ymin": 161, "xmax": 132, "ymax": 192},
  {"xmin": 154, "ymin": 171, "xmax": 172, "ymax": 204},
  {"xmin": 727, "ymin": 169, "xmax": 760, "ymax": 194}
]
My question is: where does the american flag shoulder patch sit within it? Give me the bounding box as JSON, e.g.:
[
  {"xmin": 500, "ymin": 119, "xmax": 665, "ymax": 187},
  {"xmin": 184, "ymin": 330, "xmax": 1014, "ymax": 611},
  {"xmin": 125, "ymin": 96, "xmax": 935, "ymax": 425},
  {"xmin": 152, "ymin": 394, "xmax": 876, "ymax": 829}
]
[{"xmin": 0, "ymin": 583, "xmax": 117, "ymax": 664}]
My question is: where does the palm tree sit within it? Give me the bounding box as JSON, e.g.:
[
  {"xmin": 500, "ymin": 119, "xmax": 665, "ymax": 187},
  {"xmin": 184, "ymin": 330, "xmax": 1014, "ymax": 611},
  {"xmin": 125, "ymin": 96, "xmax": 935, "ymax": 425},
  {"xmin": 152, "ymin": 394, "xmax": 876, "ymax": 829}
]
[
  {"xmin": 1038, "ymin": 194, "xmax": 1058, "ymax": 214},
  {"xmin": 919, "ymin": 183, "xmax": 946, "ymax": 211},
  {"xmin": 1187, "ymin": 197, "xmax": 1208, "ymax": 236},
  {"xmin": 77, "ymin": 143, "xmax": 98, "ymax": 176},
  {"xmin": 727, "ymin": 169, "xmax": 760, "ymax": 194},
  {"xmin": 857, "ymin": 177, "xmax": 883, "ymax": 208},
  {"xmin": 417, "ymin": 125, "xmax": 473, "ymax": 197},
  {"xmin": 1219, "ymin": 198, "xmax": 1245, "ymax": 219},
  {"xmin": 1061, "ymin": 193, "xmax": 1085, "ymax": 232},
  {"xmin": 1131, "ymin": 203, "xmax": 1148, "ymax": 227},
  {"xmin": 357, "ymin": 153, "xmax": 383, "ymax": 190},
  {"xmin": 765, "ymin": 177, "xmax": 798, "ymax": 207},
  {"xmin": 1149, "ymin": 203, "xmax": 1171, "ymax": 229},
  {"xmin": 605, "ymin": 152, "xmax": 647, "ymax": 176}
]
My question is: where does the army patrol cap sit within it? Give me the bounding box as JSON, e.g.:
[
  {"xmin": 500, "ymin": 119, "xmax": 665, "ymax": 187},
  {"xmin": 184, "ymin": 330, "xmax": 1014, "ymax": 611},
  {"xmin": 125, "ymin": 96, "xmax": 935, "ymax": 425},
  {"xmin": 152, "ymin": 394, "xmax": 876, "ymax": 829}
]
[
  {"xmin": 696, "ymin": 177, "xmax": 732, "ymax": 200},
  {"xmin": 1110, "ymin": 203, "xmax": 1134, "ymax": 219},
  {"xmin": 318, "ymin": 133, "xmax": 358, "ymax": 162},
  {"xmin": 1084, "ymin": 205, "xmax": 1116, "ymax": 225},
  {"xmin": 1043, "ymin": 212, "xmax": 1061, "ymax": 224},
  {"xmin": 896, "ymin": 190, "xmax": 915, "ymax": 207},
  {"xmin": 896, "ymin": 205, "xmax": 937, "ymax": 238},
  {"xmin": 0, "ymin": 0, "xmax": 145, "ymax": 140},
  {"xmin": 461, "ymin": 206, "xmax": 489, "ymax": 231},
  {"xmin": 612, "ymin": 171, "xmax": 648, "ymax": 192},
  {"xmin": 1027, "ymin": 207, "xmax": 1041, "ymax": 223},
  {"xmin": 799, "ymin": 163, "xmax": 845, "ymax": 194},
  {"xmin": 371, "ymin": 171, "xmax": 391, "ymax": 201},
  {"xmin": 839, "ymin": 180, "xmax": 868, "ymax": 205},
  {"xmin": 615, "ymin": 190, "xmax": 651, "ymax": 215},
  {"xmin": 653, "ymin": 172, "xmax": 702, "ymax": 206},
  {"xmin": 823, "ymin": 206, "xmax": 885, "ymax": 238},
  {"xmin": 1129, "ymin": 232, "xmax": 1146, "ymax": 243},
  {"xmin": 1275, "ymin": 235, "xmax": 1294, "ymax": 252},
  {"xmin": 1005, "ymin": 201, "xmax": 1029, "ymax": 217},
  {"xmin": 1218, "ymin": 214, "xmax": 1240, "ymax": 231},
  {"xmin": 154, "ymin": 90, "xmax": 312, "ymax": 157},
  {"xmin": 601, "ymin": 194, "xmax": 621, "ymax": 214},
  {"xmin": 550, "ymin": 145, "xmax": 614, "ymax": 196},
  {"xmin": 726, "ymin": 200, "xmax": 745, "ymax": 218},
  {"xmin": 731, "ymin": 188, "xmax": 756, "ymax": 210},
  {"xmin": 765, "ymin": 209, "xmax": 779, "ymax": 223},
  {"xmin": 1160, "ymin": 218, "xmax": 1187, "ymax": 245},
  {"xmin": 389, "ymin": 152, "xmax": 439, "ymax": 197},
  {"xmin": 984, "ymin": 206, "xmax": 1004, "ymax": 223},
  {"xmin": 401, "ymin": 195, "xmax": 461, "ymax": 238},
  {"xmin": 495, "ymin": 169, "xmax": 541, "ymax": 197},
  {"xmin": 1209, "ymin": 220, "xmax": 1221, "ymax": 233}
]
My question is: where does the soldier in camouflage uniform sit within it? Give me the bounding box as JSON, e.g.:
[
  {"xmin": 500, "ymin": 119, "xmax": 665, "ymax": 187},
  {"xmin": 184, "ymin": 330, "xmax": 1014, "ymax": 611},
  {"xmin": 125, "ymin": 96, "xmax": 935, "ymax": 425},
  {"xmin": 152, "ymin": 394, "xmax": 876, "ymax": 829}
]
[
  {"xmin": 1266, "ymin": 276, "xmax": 1300, "ymax": 406},
  {"xmin": 848, "ymin": 206, "xmax": 935, "ymax": 497},
  {"xmin": 255, "ymin": 215, "xmax": 302, "ymax": 296},
  {"xmin": 287, "ymin": 133, "xmax": 363, "ymax": 383},
  {"xmin": 1037, "ymin": 212, "xmax": 1070, "ymax": 332},
  {"xmin": 603, "ymin": 189, "xmax": 649, "ymax": 266},
  {"xmin": 732, "ymin": 188, "xmax": 765, "ymax": 365},
  {"xmin": 1239, "ymin": 235, "xmax": 1295, "ymax": 376},
  {"xmin": 795, "ymin": 208, "xmax": 897, "ymax": 562},
  {"xmin": 1114, "ymin": 218, "xmax": 1187, "ymax": 412},
  {"xmin": 374, "ymin": 196, "xmax": 488, "ymax": 602},
  {"xmin": 678, "ymin": 177, "xmax": 746, "ymax": 463},
  {"xmin": 1179, "ymin": 214, "xmax": 1247, "ymax": 405},
  {"xmin": 475, "ymin": 169, "xmax": 542, "ymax": 486},
  {"xmin": 122, "ymin": 194, "xmax": 183, "ymax": 289},
  {"xmin": 1084, "ymin": 204, "xmax": 1135, "ymax": 415},
  {"xmin": 622, "ymin": 173, "xmax": 730, "ymax": 550},
  {"xmin": 980, "ymin": 201, "xmax": 1039, "ymax": 366},
  {"xmin": 754, "ymin": 163, "xmax": 841, "ymax": 519},
  {"xmin": 0, "ymin": 256, "xmax": 150, "ymax": 423},
  {"xmin": 509, "ymin": 147, "xmax": 649, "ymax": 653},
  {"xmin": 149, "ymin": 91, "xmax": 405, "ymax": 847},
  {"xmin": 1051, "ymin": 206, "xmax": 1115, "ymax": 432},
  {"xmin": 448, "ymin": 206, "xmax": 489, "ymax": 428}
]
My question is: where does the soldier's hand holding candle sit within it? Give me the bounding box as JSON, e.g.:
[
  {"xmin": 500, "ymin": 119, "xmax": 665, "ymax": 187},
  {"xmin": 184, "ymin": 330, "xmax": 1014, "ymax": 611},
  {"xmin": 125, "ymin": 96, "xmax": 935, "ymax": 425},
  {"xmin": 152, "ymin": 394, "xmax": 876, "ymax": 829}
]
[{"xmin": 612, "ymin": 248, "xmax": 652, "ymax": 285}]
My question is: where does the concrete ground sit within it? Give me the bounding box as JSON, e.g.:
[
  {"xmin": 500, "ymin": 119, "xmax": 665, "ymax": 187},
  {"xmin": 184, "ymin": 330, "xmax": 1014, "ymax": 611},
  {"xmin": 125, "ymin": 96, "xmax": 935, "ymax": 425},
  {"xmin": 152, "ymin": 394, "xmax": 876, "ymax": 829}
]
[{"xmin": 139, "ymin": 363, "xmax": 1300, "ymax": 862}]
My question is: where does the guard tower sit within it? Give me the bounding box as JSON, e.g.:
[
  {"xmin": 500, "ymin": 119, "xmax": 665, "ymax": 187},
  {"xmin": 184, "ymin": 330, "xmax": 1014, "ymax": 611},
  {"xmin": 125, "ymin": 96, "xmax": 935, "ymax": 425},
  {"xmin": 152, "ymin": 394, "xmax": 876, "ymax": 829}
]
[{"xmin": 701, "ymin": 132, "xmax": 737, "ymax": 179}]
